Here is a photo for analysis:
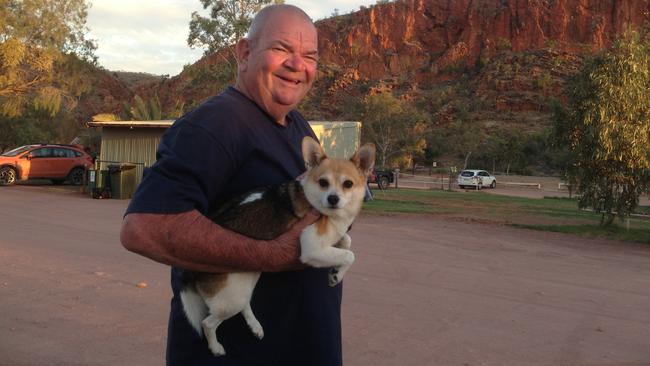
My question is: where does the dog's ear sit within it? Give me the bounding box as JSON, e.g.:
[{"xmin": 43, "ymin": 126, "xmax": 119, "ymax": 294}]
[
  {"xmin": 302, "ymin": 136, "xmax": 327, "ymax": 169},
  {"xmin": 350, "ymin": 143, "xmax": 376, "ymax": 177}
]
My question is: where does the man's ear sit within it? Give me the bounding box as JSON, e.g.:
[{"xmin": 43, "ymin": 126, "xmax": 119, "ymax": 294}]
[
  {"xmin": 302, "ymin": 136, "xmax": 326, "ymax": 169},
  {"xmin": 350, "ymin": 143, "xmax": 376, "ymax": 177},
  {"xmin": 235, "ymin": 38, "xmax": 251, "ymax": 72}
]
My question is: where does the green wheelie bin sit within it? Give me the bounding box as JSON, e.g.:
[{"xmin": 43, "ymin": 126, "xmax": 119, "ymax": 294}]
[{"xmin": 108, "ymin": 163, "xmax": 137, "ymax": 199}]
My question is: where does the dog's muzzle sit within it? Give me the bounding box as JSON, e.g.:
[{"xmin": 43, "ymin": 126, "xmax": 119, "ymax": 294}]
[{"xmin": 327, "ymin": 194, "xmax": 340, "ymax": 208}]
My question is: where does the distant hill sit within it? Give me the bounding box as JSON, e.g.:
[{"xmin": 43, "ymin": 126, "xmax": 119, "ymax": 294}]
[
  {"xmin": 69, "ymin": 63, "xmax": 133, "ymax": 124},
  {"xmin": 110, "ymin": 71, "xmax": 165, "ymax": 89}
]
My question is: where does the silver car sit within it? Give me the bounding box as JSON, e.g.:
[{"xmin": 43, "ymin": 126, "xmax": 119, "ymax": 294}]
[{"xmin": 457, "ymin": 169, "xmax": 497, "ymax": 189}]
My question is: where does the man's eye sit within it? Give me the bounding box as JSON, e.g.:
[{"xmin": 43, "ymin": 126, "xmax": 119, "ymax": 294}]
[
  {"xmin": 318, "ymin": 179, "xmax": 329, "ymax": 188},
  {"xmin": 343, "ymin": 180, "xmax": 353, "ymax": 189}
]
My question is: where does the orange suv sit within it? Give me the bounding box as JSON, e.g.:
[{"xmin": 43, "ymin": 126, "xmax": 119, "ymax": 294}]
[{"xmin": 0, "ymin": 144, "xmax": 94, "ymax": 186}]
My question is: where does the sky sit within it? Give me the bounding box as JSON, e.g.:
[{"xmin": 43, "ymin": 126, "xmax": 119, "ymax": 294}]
[{"xmin": 86, "ymin": 0, "xmax": 378, "ymax": 76}]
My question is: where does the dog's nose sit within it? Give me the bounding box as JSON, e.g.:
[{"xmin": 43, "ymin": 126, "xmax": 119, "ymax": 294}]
[{"xmin": 327, "ymin": 195, "xmax": 339, "ymax": 206}]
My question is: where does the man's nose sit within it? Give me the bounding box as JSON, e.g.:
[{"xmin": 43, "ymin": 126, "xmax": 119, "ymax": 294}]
[{"xmin": 284, "ymin": 53, "xmax": 306, "ymax": 71}]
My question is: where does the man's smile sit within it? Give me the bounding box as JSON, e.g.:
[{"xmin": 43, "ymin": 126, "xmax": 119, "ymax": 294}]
[{"xmin": 276, "ymin": 74, "xmax": 302, "ymax": 85}]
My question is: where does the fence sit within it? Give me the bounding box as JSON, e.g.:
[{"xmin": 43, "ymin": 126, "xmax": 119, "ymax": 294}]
[{"xmin": 389, "ymin": 172, "xmax": 544, "ymax": 190}]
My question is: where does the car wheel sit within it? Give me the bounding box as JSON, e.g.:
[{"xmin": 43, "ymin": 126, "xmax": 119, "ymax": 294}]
[
  {"xmin": 0, "ymin": 166, "xmax": 17, "ymax": 186},
  {"xmin": 378, "ymin": 175, "xmax": 390, "ymax": 190},
  {"xmin": 490, "ymin": 180, "xmax": 496, "ymax": 189},
  {"xmin": 68, "ymin": 167, "xmax": 85, "ymax": 185}
]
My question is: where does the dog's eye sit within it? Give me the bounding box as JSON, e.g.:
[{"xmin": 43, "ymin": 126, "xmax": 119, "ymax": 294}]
[
  {"xmin": 343, "ymin": 180, "xmax": 353, "ymax": 189},
  {"xmin": 318, "ymin": 178, "xmax": 329, "ymax": 188}
]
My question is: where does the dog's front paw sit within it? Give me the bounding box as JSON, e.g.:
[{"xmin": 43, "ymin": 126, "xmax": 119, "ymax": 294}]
[
  {"xmin": 328, "ymin": 268, "xmax": 341, "ymax": 287},
  {"xmin": 337, "ymin": 234, "xmax": 352, "ymax": 249},
  {"xmin": 344, "ymin": 250, "xmax": 355, "ymax": 265},
  {"xmin": 329, "ymin": 273, "xmax": 340, "ymax": 287},
  {"xmin": 329, "ymin": 268, "xmax": 342, "ymax": 287}
]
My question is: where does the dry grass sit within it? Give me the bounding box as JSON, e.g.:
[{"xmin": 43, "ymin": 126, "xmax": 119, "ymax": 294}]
[{"xmin": 363, "ymin": 189, "xmax": 650, "ymax": 244}]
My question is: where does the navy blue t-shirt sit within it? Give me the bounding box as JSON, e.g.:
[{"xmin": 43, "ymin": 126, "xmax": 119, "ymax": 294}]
[{"xmin": 126, "ymin": 87, "xmax": 343, "ymax": 366}]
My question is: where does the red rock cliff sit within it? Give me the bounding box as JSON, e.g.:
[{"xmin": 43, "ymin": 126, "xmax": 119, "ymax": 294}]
[{"xmin": 316, "ymin": 0, "xmax": 649, "ymax": 82}]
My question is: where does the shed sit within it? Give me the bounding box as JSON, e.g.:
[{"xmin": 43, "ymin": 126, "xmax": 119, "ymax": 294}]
[
  {"xmin": 308, "ymin": 121, "xmax": 361, "ymax": 159},
  {"xmin": 86, "ymin": 120, "xmax": 361, "ymax": 185}
]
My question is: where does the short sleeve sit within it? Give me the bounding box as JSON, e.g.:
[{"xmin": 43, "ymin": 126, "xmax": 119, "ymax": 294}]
[{"xmin": 126, "ymin": 121, "xmax": 238, "ymax": 215}]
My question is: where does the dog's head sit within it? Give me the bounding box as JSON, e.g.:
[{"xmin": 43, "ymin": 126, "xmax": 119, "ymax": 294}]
[{"xmin": 300, "ymin": 136, "xmax": 375, "ymax": 217}]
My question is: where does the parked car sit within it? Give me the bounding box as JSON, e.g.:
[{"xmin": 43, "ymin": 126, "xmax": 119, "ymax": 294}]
[
  {"xmin": 457, "ymin": 169, "xmax": 497, "ymax": 189},
  {"xmin": 0, "ymin": 144, "xmax": 93, "ymax": 186},
  {"xmin": 369, "ymin": 168, "xmax": 395, "ymax": 190}
]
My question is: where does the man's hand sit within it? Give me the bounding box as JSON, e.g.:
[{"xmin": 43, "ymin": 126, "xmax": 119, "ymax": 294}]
[{"xmin": 268, "ymin": 209, "xmax": 320, "ymax": 271}]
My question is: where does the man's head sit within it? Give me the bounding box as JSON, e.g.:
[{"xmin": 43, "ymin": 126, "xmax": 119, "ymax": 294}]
[{"xmin": 235, "ymin": 5, "xmax": 318, "ymax": 125}]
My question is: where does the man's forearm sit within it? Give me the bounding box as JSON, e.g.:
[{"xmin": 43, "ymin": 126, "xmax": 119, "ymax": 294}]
[{"xmin": 120, "ymin": 210, "xmax": 303, "ymax": 272}]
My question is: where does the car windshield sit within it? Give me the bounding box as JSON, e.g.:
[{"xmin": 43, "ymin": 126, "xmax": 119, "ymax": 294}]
[
  {"xmin": 1, "ymin": 145, "xmax": 32, "ymax": 157},
  {"xmin": 460, "ymin": 171, "xmax": 475, "ymax": 177}
]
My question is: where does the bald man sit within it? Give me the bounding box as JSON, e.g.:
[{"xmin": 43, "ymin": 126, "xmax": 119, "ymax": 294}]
[{"xmin": 120, "ymin": 5, "xmax": 344, "ymax": 366}]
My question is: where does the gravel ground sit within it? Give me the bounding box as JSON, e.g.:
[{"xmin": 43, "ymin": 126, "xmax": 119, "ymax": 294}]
[{"xmin": 1, "ymin": 184, "xmax": 649, "ymax": 366}]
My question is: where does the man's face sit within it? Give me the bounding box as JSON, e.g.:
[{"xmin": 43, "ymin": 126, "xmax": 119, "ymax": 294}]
[{"xmin": 237, "ymin": 12, "xmax": 318, "ymax": 122}]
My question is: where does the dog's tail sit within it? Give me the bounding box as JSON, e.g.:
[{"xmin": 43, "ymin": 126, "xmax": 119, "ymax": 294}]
[{"xmin": 180, "ymin": 287, "xmax": 208, "ymax": 335}]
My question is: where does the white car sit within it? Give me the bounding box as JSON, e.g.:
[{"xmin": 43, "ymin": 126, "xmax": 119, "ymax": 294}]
[{"xmin": 457, "ymin": 169, "xmax": 497, "ymax": 189}]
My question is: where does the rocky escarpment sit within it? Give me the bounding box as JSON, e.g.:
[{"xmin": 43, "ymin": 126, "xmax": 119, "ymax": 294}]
[{"xmin": 317, "ymin": 0, "xmax": 649, "ymax": 84}]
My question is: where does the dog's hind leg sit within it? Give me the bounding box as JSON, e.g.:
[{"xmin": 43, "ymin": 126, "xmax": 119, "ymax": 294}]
[
  {"xmin": 202, "ymin": 301, "xmax": 249, "ymax": 356},
  {"xmin": 242, "ymin": 303, "xmax": 264, "ymax": 339},
  {"xmin": 200, "ymin": 272, "xmax": 261, "ymax": 356},
  {"xmin": 202, "ymin": 314, "xmax": 227, "ymax": 356}
]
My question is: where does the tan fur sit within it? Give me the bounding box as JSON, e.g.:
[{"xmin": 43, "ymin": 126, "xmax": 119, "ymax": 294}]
[
  {"xmin": 288, "ymin": 183, "xmax": 312, "ymax": 218},
  {"xmin": 316, "ymin": 216, "xmax": 330, "ymax": 236},
  {"xmin": 196, "ymin": 273, "xmax": 228, "ymax": 298}
]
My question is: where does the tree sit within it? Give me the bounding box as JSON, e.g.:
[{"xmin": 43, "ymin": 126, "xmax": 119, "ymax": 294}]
[
  {"xmin": 128, "ymin": 94, "xmax": 186, "ymax": 121},
  {"xmin": 187, "ymin": 0, "xmax": 283, "ymax": 56},
  {"xmin": 130, "ymin": 95, "xmax": 160, "ymax": 121},
  {"xmin": 0, "ymin": 0, "xmax": 96, "ymax": 117},
  {"xmin": 0, "ymin": 117, "xmax": 50, "ymax": 152},
  {"xmin": 437, "ymin": 119, "xmax": 482, "ymax": 170},
  {"xmin": 361, "ymin": 91, "xmax": 429, "ymax": 167},
  {"xmin": 484, "ymin": 128, "xmax": 525, "ymax": 174},
  {"xmin": 187, "ymin": 0, "xmax": 283, "ymax": 81},
  {"xmin": 559, "ymin": 27, "xmax": 650, "ymax": 225}
]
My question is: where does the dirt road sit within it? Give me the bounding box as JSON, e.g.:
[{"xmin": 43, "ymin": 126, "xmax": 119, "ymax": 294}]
[{"xmin": 1, "ymin": 185, "xmax": 649, "ymax": 365}]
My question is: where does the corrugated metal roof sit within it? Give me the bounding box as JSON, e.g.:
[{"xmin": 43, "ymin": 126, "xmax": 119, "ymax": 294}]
[
  {"xmin": 88, "ymin": 120, "xmax": 361, "ymax": 129},
  {"xmin": 87, "ymin": 120, "xmax": 174, "ymax": 128},
  {"xmin": 309, "ymin": 121, "xmax": 360, "ymax": 127}
]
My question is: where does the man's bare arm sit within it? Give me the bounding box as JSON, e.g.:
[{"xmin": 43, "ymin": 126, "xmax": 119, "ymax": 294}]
[{"xmin": 120, "ymin": 210, "xmax": 319, "ymax": 273}]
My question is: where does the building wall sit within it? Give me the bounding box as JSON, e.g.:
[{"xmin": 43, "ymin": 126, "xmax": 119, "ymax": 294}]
[
  {"xmin": 309, "ymin": 121, "xmax": 361, "ymax": 159},
  {"xmin": 97, "ymin": 127, "xmax": 166, "ymax": 182}
]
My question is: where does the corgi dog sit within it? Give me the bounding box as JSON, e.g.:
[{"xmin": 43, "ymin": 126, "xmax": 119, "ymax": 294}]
[{"xmin": 180, "ymin": 136, "xmax": 376, "ymax": 356}]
